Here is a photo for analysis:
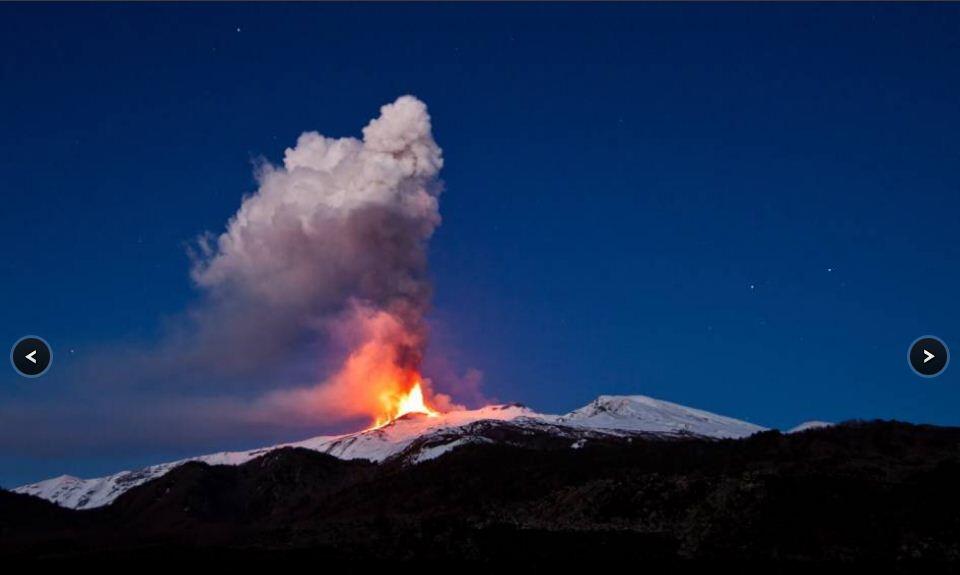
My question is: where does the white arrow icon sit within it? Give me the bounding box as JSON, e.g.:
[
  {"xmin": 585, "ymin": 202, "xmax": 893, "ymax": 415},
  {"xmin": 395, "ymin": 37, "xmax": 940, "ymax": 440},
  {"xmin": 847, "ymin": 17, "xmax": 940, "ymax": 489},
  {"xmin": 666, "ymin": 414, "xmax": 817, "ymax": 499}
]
[
  {"xmin": 25, "ymin": 350, "xmax": 37, "ymax": 364},
  {"xmin": 923, "ymin": 349, "xmax": 935, "ymax": 364}
]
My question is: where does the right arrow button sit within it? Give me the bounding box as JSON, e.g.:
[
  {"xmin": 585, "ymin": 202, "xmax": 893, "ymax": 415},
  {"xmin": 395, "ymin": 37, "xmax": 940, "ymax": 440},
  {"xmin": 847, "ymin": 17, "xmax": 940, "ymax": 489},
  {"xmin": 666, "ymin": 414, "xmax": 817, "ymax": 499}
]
[{"xmin": 910, "ymin": 336, "xmax": 949, "ymax": 377}]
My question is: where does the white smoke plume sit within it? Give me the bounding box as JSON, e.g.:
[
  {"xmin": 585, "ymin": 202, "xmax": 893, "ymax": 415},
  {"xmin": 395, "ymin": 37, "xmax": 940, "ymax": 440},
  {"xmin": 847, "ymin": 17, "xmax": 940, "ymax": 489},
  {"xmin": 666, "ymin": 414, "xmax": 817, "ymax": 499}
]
[
  {"xmin": 177, "ymin": 95, "xmax": 440, "ymax": 370},
  {"xmin": 194, "ymin": 95, "xmax": 442, "ymax": 310}
]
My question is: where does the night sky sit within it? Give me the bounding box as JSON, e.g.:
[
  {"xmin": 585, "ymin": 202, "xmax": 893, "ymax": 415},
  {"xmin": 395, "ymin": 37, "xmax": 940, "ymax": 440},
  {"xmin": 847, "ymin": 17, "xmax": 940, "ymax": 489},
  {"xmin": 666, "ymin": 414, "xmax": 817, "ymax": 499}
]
[{"xmin": 2, "ymin": 3, "xmax": 959, "ymax": 486}]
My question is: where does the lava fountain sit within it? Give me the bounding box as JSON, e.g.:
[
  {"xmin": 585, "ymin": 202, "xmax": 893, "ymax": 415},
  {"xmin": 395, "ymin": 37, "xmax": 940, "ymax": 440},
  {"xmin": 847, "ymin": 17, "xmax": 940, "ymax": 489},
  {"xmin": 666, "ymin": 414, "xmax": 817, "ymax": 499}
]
[{"xmin": 374, "ymin": 379, "xmax": 439, "ymax": 428}]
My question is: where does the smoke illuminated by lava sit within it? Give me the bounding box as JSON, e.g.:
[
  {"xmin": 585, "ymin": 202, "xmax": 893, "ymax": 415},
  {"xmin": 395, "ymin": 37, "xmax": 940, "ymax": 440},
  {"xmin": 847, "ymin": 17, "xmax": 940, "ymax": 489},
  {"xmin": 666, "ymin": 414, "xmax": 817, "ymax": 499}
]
[
  {"xmin": 273, "ymin": 302, "xmax": 450, "ymax": 428},
  {"xmin": 328, "ymin": 305, "xmax": 441, "ymax": 427}
]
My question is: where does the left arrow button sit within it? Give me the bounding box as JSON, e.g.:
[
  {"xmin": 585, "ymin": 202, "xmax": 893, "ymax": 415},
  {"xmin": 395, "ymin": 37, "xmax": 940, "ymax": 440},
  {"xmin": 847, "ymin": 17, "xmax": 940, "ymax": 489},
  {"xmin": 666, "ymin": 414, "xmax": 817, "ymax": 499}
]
[{"xmin": 11, "ymin": 337, "xmax": 52, "ymax": 378}]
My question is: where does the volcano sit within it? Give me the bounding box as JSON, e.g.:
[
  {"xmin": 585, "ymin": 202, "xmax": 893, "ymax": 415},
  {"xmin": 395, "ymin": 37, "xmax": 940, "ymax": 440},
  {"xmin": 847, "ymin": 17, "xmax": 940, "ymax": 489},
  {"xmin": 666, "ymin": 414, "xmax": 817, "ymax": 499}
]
[{"xmin": 14, "ymin": 394, "xmax": 770, "ymax": 510}]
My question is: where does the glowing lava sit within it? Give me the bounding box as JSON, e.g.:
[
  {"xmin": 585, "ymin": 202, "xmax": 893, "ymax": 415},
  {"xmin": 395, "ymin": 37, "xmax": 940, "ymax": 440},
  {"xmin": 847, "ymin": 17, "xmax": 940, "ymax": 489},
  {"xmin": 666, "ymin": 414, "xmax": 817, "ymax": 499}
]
[{"xmin": 374, "ymin": 380, "xmax": 439, "ymax": 428}]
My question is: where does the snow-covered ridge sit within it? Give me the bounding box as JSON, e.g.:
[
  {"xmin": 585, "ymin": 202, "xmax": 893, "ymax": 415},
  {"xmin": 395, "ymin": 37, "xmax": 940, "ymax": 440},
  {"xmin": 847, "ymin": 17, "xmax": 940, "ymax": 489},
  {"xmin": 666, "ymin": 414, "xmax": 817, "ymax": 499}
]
[
  {"xmin": 788, "ymin": 420, "xmax": 834, "ymax": 433},
  {"xmin": 558, "ymin": 395, "xmax": 765, "ymax": 439},
  {"xmin": 13, "ymin": 403, "xmax": 538, "ymax": 509},
  {"xmin": 14, "ymin": 395, "xmax": 767, "ymax": 510}
]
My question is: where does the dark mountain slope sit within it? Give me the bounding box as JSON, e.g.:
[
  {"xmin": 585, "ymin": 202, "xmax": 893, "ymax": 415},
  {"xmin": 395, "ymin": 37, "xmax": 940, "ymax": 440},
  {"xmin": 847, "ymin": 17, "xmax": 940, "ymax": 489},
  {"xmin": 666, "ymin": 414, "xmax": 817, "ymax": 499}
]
[{"xmin": 3, "ymin": 421, "xmax": 960, "ymax": 561}]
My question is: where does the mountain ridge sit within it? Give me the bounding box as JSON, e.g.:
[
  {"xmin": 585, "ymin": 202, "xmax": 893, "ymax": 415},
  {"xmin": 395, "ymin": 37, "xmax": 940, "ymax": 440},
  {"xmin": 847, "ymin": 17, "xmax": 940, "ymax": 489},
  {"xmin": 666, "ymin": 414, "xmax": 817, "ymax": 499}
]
[{"xmin": 14, "ymin": 394, "xmax": 767, "ymax": 509}]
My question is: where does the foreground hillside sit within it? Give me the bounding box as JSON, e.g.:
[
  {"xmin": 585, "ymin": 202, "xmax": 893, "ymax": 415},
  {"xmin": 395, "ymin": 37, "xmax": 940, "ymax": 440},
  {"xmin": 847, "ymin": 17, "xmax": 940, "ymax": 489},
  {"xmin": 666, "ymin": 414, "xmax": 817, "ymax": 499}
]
[{"xmin": 3, "ymin": 420, "xmax": 960, "ymax": 561}]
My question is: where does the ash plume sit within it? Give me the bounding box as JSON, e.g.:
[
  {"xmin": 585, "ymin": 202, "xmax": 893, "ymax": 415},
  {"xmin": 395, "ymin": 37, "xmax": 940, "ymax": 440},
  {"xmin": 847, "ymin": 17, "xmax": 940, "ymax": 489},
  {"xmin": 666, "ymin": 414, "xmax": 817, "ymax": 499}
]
[
  {"xmin": 182, "ymin": 95, "xmax": 451, "ymax": 420},
  {"xmin": 189, "ymin": 95, "xmax": 442, "ymax": 376}
]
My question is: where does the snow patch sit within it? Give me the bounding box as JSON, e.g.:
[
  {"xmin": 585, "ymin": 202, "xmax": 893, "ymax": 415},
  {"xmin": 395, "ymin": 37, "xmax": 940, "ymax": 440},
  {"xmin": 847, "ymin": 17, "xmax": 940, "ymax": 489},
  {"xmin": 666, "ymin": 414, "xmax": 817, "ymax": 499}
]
[
  {"xmin": 410, "ymin": 437, "xmax": 492, "ymax": 464},
  {"xmin": 787, "ymin": 421, "xmax": 834, "ymax": 433}
]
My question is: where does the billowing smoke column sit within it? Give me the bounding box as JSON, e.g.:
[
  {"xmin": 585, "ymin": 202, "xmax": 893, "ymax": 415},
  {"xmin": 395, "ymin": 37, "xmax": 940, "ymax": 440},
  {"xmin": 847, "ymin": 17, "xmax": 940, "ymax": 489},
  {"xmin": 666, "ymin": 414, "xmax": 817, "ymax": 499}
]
[{"xmin": 192, "ymin": 96, "xmax": 454, "ymax": 424}]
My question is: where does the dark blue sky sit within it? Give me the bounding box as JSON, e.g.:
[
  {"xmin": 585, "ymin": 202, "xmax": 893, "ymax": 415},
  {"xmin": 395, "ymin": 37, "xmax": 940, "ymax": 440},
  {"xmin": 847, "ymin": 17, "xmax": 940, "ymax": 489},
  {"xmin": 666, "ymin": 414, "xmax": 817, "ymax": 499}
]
[{"xmin": 2, "ymin": 3, "xmax": 960, "ymax": 486}]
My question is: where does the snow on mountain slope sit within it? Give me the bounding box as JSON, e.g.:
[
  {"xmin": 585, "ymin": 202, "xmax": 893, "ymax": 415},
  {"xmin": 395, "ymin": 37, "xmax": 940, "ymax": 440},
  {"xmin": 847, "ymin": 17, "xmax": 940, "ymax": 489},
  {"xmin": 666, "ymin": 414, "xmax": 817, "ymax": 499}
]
[
  {"xmin": 558, "ymin": 395, "xmax": 766, "ymax": 439},
  {"xmin": 290, "ymin": 403, "xmax": 536, "ymax": 462},
  {"xmin": 14, "ymin": 395, "xmax": 766, "ymax": 510},
  {"xmin": 13, "ymin": 403, "xmax": 539, "ymax": 509}
]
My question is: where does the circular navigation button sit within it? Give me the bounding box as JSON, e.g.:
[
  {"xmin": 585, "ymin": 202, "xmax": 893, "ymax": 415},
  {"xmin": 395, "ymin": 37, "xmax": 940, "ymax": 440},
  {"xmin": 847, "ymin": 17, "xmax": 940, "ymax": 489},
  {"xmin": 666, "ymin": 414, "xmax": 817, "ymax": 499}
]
[
  {"xmin": 908, "ymin": 336, "xmax": 949, "ymax": 378},
  {"xmin": 11, "ymin": 336, "xmax": 52, "ymax": 378}
]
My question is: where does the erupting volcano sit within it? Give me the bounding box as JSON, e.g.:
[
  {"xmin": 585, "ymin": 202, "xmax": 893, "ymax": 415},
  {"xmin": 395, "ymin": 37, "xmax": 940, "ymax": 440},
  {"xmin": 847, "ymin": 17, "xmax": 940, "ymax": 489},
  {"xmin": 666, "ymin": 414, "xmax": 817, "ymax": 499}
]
[{"xmin": 375, "ymin": 380, "xmax": 439, "ymax": 428}]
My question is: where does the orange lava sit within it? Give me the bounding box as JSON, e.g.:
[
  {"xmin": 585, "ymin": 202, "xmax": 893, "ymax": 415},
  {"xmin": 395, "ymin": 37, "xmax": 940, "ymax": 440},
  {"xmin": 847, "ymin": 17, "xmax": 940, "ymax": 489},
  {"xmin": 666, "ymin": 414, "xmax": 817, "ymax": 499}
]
[{"xmin": 373, "ymin": 380, "xmax": 439, "ymax": 428}]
